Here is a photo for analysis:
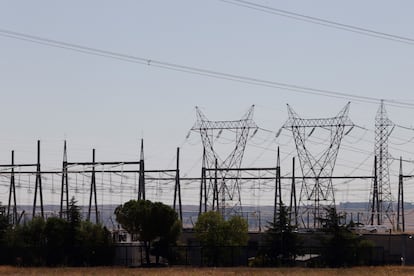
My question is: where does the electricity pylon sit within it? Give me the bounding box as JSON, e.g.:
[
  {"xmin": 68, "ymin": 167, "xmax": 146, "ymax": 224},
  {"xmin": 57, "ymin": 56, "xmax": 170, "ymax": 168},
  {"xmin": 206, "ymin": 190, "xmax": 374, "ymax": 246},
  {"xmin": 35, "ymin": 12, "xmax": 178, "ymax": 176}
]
[
  {"xmin": 369, "ymin": 100, "xmax": 395, "ymax": 227},
  {"xmin": 281, "ymin": 102, "xmax": 354, "ymax": 228},
  {"xmin": 191, "ymin": 105, "xmax": 258, "ymax": 217}
]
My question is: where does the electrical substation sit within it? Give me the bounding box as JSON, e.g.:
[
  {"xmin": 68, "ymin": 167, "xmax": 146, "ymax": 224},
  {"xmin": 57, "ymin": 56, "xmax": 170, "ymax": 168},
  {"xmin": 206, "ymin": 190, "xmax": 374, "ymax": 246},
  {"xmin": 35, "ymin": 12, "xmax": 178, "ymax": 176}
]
[{"xmin": 2, "ymin": 101, "xmax": 412, "ymax": 235}]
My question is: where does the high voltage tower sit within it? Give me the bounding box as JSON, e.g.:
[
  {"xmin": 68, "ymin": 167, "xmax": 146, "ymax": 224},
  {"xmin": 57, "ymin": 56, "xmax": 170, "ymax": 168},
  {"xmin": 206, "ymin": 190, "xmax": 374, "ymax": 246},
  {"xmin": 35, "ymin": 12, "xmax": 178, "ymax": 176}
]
[
  {"xmin": 191, "ymin": 105, "xmax": 258, "ymax": 217},
  {"xmin": 281, "ymin": 102, "xmax": 355, "ymax": 228},
  {"xmin": 369, "ymin": 100, "xmax": 395, "ymax": 227}
]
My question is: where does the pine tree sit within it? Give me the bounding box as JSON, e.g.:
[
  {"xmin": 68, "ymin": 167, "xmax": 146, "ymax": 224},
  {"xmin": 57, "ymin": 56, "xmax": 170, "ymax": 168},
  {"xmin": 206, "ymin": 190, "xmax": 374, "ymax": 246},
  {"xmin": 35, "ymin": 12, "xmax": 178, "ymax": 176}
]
[{"xmin": 263, "ymin": 204, "xmax": 300, "ymax": 266}]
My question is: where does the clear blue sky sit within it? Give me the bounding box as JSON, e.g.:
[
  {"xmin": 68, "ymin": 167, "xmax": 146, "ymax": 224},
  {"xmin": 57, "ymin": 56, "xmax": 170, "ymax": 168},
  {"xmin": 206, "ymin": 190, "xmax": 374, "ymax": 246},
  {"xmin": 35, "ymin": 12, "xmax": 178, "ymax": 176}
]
[{"xmin": 1, "ymin": 1, "xmax": 414, "ymax": 208}]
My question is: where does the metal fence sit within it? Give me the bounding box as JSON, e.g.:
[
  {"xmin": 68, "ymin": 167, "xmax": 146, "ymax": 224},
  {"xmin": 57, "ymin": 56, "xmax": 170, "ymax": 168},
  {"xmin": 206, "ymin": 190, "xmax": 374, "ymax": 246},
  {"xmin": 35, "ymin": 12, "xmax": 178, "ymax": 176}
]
[{"xmin": 114, "ymin": 244, "xmax": 387, "ymax": 267}]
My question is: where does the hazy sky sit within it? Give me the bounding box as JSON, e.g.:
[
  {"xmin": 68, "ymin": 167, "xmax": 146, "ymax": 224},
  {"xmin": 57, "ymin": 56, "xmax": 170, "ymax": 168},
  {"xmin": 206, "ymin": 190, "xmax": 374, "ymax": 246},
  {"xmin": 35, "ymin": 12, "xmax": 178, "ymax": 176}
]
[{"xmin": 1, "ymin": 1, "xmax": 414, "ymax": 208}]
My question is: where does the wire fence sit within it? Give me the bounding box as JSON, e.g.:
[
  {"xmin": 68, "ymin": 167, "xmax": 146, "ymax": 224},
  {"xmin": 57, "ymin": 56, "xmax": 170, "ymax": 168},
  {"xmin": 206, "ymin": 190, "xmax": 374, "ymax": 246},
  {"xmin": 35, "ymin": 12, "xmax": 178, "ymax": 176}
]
[{"xmin": 113, "ymin": 244, "xmax": 388, "ymax": 267}]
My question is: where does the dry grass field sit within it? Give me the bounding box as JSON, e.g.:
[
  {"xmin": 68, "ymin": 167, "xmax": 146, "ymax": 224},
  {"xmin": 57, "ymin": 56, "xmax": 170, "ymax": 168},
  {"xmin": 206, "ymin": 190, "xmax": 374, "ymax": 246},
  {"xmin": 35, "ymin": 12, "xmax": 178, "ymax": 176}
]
[{"xmin": 0, "ymin": 266, "xmax": 413, "ymax": 276}]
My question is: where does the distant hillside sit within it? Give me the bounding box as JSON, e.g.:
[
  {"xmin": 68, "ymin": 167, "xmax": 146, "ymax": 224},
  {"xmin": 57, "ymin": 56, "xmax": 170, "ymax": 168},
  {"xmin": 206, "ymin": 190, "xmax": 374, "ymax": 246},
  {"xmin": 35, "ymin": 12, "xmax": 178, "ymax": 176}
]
[{"xmin": 12, "ymin": 202, "xmax": 414, "ymax": 231}]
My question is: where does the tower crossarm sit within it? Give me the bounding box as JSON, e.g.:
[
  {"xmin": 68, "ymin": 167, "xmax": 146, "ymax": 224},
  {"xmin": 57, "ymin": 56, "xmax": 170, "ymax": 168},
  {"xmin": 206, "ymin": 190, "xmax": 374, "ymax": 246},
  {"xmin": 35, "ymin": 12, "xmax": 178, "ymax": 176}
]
[
  {"xmin": 283, "ymin": 118, "xmax": 354, "ymax": 128},
  {"xmin": 191, "ymin": 105, "xmax": 258, "ymax": 131},
  {"xmin": 283, "ymin": 102, "xmax": 354, "ymax": 129},
  {"xmin": 191, "ymin": 119, "xmax": 258, "ymax": 131}
]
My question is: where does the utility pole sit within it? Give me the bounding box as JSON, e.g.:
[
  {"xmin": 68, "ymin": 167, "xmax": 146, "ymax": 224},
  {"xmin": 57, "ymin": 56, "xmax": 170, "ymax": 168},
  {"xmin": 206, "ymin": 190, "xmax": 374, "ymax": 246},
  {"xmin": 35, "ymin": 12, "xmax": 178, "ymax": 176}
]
[
  {"xmin": 60, "ymin": 140, "xmax": 69, "ymax": 220},
  {"xmin": 370, "ymin": 156, "xmax": 380, "ymax": 225},
  {"xmin": 213, "ymin": 158, "xmax": 219, "ymax": 212},
  {"xmin": 173, "ymin": 147, "xmax": 183, "ymax": 224},
  {"xmin": 32, "ymin": 140, "xmax": 44, "ymax": 219},
  {"xmin": 87, "ymin": 149, "xmax": 99, "ymax": 224},
  {"xmin": 289, "ymin": 157, "xmax": 297, "ymax": 226},
  {"xmin": 397, "ymin": 157, "xmax": 405, "ymax": 232},
  {"xmin": 273, "ymin": 147, "xmax": 282, "ymax": 225},
  {"xmin": 199, "ymin": 149, "xmax": 206, "ymax": 216},
  {"xmin": 7, "ymin": 150, "xmax": 17, "ymax": 224},
  {"xmin": 138, "ymin": 139, "xmax": 145, "ymax": 200}
]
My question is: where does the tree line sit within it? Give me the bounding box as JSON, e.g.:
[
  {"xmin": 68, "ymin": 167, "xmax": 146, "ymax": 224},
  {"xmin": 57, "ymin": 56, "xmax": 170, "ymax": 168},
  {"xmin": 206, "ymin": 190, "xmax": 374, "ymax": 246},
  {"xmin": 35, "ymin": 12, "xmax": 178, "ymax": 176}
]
[
  {"xmin": 115, "ymin": 200, "xmax": 375, "ymax": 267},
  {"xmin": 0, "ymin": 198, "xmax": 376, "ymax": 267},
  {"xmin": 0, "ymin": 198, "xmax": 113, "ymax": 266}
]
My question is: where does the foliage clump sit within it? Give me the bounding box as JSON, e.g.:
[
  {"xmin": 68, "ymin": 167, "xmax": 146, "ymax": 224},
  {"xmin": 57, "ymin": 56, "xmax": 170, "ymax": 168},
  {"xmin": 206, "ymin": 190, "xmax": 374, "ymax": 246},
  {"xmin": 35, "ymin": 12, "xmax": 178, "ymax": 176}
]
[
  {"xmin": 318, "ymin": 207, "xmax": 374, "ymax": 267},
  {"xmin": 0, "ymin": 197, "xmax": 113, "ymax": 266},
  {"xmin": 115, "ymin": 199, "xmax": 181, "ymax": 265},
  {"xmin": 253, "ymin": 204, "xmax": 301, "ymax": 267},
  {"xmin": 194, "ymin": 211, "xmax": 248, "ymax": 266}
]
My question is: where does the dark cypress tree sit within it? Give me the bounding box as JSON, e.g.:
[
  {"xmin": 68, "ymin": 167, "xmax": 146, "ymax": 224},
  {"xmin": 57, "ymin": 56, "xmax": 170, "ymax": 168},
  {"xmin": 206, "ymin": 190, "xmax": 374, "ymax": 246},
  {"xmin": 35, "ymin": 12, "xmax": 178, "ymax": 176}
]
[{"xmin": 263, "ymin": 204, "xmax": 300, "ymax": 266}]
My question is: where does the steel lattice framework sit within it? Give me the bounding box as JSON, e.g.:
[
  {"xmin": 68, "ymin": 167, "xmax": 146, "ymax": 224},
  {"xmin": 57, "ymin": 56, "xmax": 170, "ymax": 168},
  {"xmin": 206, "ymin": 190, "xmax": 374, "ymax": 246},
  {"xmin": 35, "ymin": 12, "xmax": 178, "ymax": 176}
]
[
  {"xmin": 369, "ymin": 100, "xmax": 395, "ymax": 226},
  {"xmin": 282, "ymin": 102, "xmax": 354, "ymax": 228},
  {"xmin": 191, "ymin": 105, "xmax": 258, "ymax": 216}
]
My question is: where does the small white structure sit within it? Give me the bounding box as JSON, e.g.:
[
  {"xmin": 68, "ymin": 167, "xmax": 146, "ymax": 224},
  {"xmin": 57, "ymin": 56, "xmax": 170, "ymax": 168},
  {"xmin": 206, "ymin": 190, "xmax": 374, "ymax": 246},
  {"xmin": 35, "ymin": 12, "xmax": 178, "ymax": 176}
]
[
  {"xmin": 112, "ymin": 228, "xmax": 140, "ymax": 244},
  {"xmin": 352, "ymin": 225, "xmax": 391, "ymax": 234}
]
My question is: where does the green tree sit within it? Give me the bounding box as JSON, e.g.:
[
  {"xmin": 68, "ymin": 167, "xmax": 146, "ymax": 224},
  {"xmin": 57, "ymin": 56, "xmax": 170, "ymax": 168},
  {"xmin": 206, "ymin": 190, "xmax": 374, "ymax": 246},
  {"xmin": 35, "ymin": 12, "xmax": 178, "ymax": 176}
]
[
  {"xmin": 150, "ymin": 202, "xmax": 181, "ymax": 264},
  {"xmin": 44, "ymin": 217, "xmax": 70, "ymax": 265},
  {"xmin": 195, "ymin": 211, "xmax": 226, "ymax": 247},
  {"xmin": 0, "ymin": 206, "xmax": 11, "ymax": 264},
  {"xmin": 262, "ymin": 204, "xmax": 301, "ymax": 266},
  {"xmin": 23, "ymin": 217, "xmax": 46, "ymax": 248},
  {"xmin": 0, "ymin": 206, "xmax": 10, "ymax": 246},
  {"xmin": 318, "ymin": 207, "xmax": 372, "ymax": 267},
  {"xmin": 195, "ymin": 211, "xmax": 249, "ymax": 247},
  {"xmin": 67, "ymin": 197, "xmax": 82, "ymax": 229},
  {"xmin": 1, "ymin": 197, "xmax": 113, "ymax": 267},
  {"xmin": 194, "ymin": 211, "xmax": 248, "ymax": 266},
  {"xmin": 78, "ymin": 221, "xmax": 113, "ymax": 266},
  {"xmin": 227, "ymin": 215, "xmax": 249, "ymax": 246},
  {"xmin": 45, "ymin": 217, "xmax": 69, "ymax": 248},
  {"xmin": 114, "ymin": 199, "xmax": 181, "ymax": 265},
  {"xmin": 66, "ymin": 196, "xmax": 82, "ymax": 261},
  {"xmin": 21, "ymin": 217, "xmax": 47, "ymax": 265}
]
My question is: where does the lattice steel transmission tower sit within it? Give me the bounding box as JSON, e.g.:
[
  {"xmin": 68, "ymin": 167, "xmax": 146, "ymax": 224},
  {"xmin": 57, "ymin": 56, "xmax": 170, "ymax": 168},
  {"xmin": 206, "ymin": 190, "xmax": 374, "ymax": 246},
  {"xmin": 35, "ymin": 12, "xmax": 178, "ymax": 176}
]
[
  {"xmin": 281, "ymin": 102, "xmax": 354, "ymax": 228},
  {"xmin": 369, "ymin": 100, "xmax": 395, "ymax": 226},
  {"xmin": 191, "ymin": 105, "xmax": 258, "ymax": 217}
]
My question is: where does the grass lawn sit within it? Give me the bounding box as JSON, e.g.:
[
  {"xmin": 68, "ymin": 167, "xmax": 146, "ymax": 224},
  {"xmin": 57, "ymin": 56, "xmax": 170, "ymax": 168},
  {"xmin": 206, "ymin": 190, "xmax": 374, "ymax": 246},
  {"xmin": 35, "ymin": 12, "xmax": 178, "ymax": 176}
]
[{"xmin": 0, "ymin": 266, "xmax": 413, "ymax": 276}]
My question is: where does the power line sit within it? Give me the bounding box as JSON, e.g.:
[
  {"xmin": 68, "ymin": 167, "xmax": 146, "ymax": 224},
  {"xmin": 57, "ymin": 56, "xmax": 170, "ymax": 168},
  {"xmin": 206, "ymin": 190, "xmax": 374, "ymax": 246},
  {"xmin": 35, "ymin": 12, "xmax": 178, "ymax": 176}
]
[
  {"xmin": 220, "ymin": 0, "xmax": 414, "ymax": 45},
  {"xmin": 1, "ymin": 28, "xmax": 414, "ymax": 109}
]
